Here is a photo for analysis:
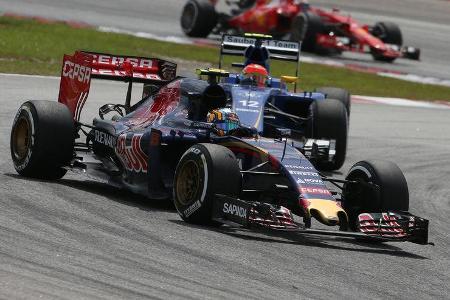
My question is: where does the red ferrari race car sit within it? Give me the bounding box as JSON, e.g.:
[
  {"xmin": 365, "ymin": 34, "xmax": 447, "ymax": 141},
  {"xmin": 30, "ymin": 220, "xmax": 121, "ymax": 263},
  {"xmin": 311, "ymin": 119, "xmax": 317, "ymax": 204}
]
[{"xmin": 180, "ymin": 0, "xmax": 420, "ymax": 62}]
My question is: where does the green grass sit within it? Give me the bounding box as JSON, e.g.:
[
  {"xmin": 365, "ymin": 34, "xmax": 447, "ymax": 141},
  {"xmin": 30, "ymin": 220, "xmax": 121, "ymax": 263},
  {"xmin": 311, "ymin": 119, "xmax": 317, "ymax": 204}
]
[{"xmin": 1, "ymin": 16, "xmax": 449, "ymax": 101}]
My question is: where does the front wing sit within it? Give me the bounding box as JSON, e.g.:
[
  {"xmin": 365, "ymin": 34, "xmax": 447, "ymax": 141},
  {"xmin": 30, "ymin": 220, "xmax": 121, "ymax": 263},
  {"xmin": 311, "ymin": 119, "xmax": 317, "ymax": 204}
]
[{"xmin": 212, "ymin": 195, "xmax": 430, "ymax": 245}]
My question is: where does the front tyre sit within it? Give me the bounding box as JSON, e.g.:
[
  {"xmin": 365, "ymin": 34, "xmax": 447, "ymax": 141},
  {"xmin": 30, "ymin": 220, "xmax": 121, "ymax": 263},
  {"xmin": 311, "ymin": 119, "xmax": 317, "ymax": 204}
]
[
  {"xmin": 10, "ymin": 100, "xmax": 75, "ymax": 179},
  {"xmin": 301, "ymin": 12, "xmax": 324, "ymax": 52},
  {"xmin": 308, "ymin": 99, "xmax": 348, "ymax": 171},
  {"xmin": 370, "ymin": 21, "xmax": 403, "ymax": 62},
  {"xmin": 342, "ymin": 160, "xmax": 409, "ymax": 230},
  {"xmin": 174, "ymin": 143, "xmax": 241, "ymax": 224},
  {"xmin": 315, "ymin": 87, "xmax": 351, "ymax": 117},
  {"xmin": 290, "ymin": 13, "xmax": 308, "ymax": 42}
]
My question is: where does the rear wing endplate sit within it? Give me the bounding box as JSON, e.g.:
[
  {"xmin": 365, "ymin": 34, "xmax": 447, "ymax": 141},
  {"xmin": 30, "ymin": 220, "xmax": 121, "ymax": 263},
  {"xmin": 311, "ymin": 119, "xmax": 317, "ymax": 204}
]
[{"xmin": 58, "ymin": 51, "xmax": 177, "ymax": 120}]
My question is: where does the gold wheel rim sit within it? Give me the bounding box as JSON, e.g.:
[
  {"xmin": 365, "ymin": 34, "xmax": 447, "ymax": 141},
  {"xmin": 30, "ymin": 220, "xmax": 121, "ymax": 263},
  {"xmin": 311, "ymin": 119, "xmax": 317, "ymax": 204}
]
[
  {"xmin": 12, "ymin": 116, "xmax": 31, "ymax": 161},
  {"xmin": 176, "ymin": 160, "xmax": 201, "ymax": 206}
]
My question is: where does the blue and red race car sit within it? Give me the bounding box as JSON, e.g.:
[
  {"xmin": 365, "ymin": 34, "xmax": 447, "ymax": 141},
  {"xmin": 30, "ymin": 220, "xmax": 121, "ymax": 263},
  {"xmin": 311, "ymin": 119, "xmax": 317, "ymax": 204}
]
[{"xmin": 10, "ymin": 49, "xmax": 429, "ymax": 245}]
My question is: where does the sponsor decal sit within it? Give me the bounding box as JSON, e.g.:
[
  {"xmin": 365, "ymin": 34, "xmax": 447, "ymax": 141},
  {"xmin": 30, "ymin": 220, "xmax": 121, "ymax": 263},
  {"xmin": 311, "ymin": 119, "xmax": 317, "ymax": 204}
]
[
  {"xmin": 224, "ymin": 36, "xmax": 298, "ymax": 50},
  {"xmin": 289, "ymin": 170, "xmax": 320, "ymax": 176},
  {"xmin": 58, "ymin": 52, "xmax": 92, "ymax": 121},
  {"xmin": 223, "ymin": 202, "xmax": 247, "ymax": 218},
  {"xmin": 299, "ymin": 187, "xmax": 332, "ymax": 196},
  {"xmin": 115, "ymin": 133, "xmax": 148, "ymax": 172},
  {"xmin": 62, "ymin": 60, "xmax": 91, "ymax": 83},
  {"xmin": 94, "ymin": 130, "xmax": 116, "ymax": 148},
  {"xmin": 225, "ymin": 35, "xmax": 256, "ymax": 45},
  {"xmin": 235, "ymin": 107, "xmax": 260, "ymax": 113},
  {"xmin": 89, "ymin": 54, "xmax": 163, "ymax": 80},
  {"xmin": 183, "ymin": 200, "xmax": 201, "ymax": 218},
  {"xmin": 285, "ymin": 164, "xmax": 314, "ymax": 170},
  {"xmin": 296, "ymin": 178, "xmax": 324, "ymax": 185},
  {"xmin": 93, "ymin": 68, "xmax": 161, "ymax": 80},
  {"xmin": 266, "ymin": 40, "xmax": 299, "ymax": 50},
  {"xmin": 186, "ymin": 121, "xmax": 214, "ymax": 130},
  {"xmin": 93, "ymin": 54, "xmax": 153, "ymax": 68},
  {"xmin": 188, "ymin": 147, "xmax": 202, "ymax": 155}
]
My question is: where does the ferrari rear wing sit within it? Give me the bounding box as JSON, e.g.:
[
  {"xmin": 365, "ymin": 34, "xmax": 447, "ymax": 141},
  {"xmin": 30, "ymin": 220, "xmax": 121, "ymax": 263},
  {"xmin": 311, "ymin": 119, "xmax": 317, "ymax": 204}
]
[{"xmin": 58, "ymin": 51, "xmax": 177, "ymax": 120}]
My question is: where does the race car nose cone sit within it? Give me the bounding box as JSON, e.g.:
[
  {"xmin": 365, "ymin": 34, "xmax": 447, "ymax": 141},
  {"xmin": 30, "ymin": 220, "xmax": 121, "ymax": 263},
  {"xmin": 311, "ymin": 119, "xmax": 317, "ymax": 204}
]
[{"xmin": 306, "ymin": 199, "xmax": 347, "ymax": 226}]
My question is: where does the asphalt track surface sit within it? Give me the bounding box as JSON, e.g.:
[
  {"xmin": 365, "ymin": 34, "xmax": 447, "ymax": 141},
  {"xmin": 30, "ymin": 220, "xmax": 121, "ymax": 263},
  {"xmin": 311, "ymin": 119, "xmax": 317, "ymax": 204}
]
[
  {"xmin": 0, "ymin": 0, "xmax": 449, "ymax": 80},
  {"xmin": 1, "ymin": 72, "xmax": 450, "ymax": 299},
  {"xmin": 0, "ymin": 1, "xmax": 449, "ymax": 299}
]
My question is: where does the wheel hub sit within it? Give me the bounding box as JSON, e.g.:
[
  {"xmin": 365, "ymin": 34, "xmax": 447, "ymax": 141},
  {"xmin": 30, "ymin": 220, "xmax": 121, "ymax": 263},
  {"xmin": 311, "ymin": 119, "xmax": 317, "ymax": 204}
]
[
  {"xmin": 12, "ymin": 116, "xmax": 31, "ymax": 161},
  {"xmin": 176, "ymin": 160, "xmax": 202, "ymax": 205}
]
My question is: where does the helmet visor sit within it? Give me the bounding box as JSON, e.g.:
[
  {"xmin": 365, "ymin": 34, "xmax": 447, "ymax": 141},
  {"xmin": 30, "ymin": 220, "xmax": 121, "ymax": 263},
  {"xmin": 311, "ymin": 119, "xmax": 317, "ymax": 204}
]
[{"xmin": 214, "ymin": 119, "xmax": 240, "ymax": 132}]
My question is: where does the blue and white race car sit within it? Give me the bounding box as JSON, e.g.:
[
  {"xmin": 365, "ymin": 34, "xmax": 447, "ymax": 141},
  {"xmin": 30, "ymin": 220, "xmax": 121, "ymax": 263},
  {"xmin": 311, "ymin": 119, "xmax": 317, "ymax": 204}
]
[{"xmin": 208, "ymin": 34, "xmax": 351, "ymax": 170}]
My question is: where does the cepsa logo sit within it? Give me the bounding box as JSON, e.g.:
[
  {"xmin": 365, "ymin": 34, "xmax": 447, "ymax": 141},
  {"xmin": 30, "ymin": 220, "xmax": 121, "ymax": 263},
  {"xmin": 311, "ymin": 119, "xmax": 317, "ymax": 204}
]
[
  {"xmin": 91, "ymin": 55, "xmax": 161, "ymax": 80},
  {"xmin": 93, "ymin": 54, "xmax": 153, "ymax": 68},
  {"xmin": 115, "ymin": 134, "xmax": 148, "ymax": 173},
  {"xmin": 62, "ymin": 61, "xmax": 91, "ymax": 83},
  {"xmin": 300, "ymin": 187, "xmax": 332, "ymax": 196}
]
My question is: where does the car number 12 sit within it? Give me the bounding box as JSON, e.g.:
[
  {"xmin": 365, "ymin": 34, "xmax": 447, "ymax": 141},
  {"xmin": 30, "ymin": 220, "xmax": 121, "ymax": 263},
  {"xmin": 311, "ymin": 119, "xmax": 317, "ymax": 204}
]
[{"xmin": 239, "ymin": 100, "xmax": 259, "ymax": 108}]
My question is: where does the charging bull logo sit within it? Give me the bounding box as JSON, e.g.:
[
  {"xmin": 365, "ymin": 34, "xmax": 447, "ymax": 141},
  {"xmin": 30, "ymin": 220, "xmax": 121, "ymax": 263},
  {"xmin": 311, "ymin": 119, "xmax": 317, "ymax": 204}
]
[{"xmin": 115, "ymin": 134, "xmax": 148, "ymax": 172}]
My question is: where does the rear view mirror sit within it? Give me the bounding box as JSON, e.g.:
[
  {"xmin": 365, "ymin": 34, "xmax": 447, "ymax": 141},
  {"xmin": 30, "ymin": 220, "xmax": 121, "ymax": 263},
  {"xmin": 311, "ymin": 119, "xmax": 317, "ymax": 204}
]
[{"xmin": 281, "ymin": 76, "xmax": 298, "ymax": 84}]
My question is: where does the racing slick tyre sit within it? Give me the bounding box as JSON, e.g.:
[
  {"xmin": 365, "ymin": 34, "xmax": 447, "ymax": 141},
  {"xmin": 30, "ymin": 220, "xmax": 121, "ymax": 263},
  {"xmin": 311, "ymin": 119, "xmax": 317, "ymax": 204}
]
[
  {"xmin": 174, "ymin": 143, "xmax": 242, "ymax": 224},
  {"xmin": 342, "ymin": 160, "xmax": 409, "ymax": 231},
  {"xmin": 301, "ymin": 12, "xmax": 325, "ymax": 53},
  {"xmin": 10, "ymin": 100, "xmax": 75, "ymax": 180},
  {"xmin": 290, "ymin": 13, "xmax": 308, "ymax": 43},
  {"xmin": 308, "ymin": 99, "xmax": 348, "ymax": 171},
  {"xmin": 370, "ymin": 21, "xmax": 403, "ymax": 62},
  {"xmin": 315, "ymin": 87, "xmax": 351, "ymax": 117},
  {"xmin": 180, "ymin": 0, "xmax": 218, "ymax": 37}
]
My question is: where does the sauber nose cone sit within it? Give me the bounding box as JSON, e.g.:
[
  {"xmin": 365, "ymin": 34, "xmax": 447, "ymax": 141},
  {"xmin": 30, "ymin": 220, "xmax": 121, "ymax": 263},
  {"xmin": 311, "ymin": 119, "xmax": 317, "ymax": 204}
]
[{"xmin": 302, "ymin": 199, "xmax": 348, "ymax": 227}]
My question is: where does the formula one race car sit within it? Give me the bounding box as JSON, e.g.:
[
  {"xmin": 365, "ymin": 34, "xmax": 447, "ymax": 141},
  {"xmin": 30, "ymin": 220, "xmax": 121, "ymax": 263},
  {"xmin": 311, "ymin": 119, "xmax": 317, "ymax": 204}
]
[
  {"xmin": 180, "ymin": 0, "xmax": 420, "ymax": 62},
  {"xmin": 10, "ymin": 50, "xmax": 429, "ymax": 245},
  {"xmin": 214, "ymin": 33, "xmax": 350, "ymax": 170}
]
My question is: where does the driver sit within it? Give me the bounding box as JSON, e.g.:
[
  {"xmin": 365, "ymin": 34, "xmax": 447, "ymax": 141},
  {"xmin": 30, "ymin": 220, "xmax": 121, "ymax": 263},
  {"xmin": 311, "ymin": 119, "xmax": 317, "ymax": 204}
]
[
  {"xmin": 207, "ymin": 108, "xmax": 240, "ymax": 136},
  {"xmin": 241, "ymin": 64, "xmax": 269, "ymax": 87}
]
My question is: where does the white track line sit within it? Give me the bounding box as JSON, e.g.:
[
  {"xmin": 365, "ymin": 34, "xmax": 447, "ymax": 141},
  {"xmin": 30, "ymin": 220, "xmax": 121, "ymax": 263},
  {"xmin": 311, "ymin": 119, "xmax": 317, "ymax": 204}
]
[{"xmin": 352, "ymin": 95, "xmax": 450, "ymax": 109}]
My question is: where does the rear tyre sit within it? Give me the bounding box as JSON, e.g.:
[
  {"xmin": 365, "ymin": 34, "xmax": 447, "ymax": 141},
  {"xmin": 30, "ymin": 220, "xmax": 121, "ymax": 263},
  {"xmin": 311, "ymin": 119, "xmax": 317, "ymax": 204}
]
[
  {"xmin": 315, "ymin": 87, "xmax": 351, "ymax": 117},
  {"xmin": 180, "ymin": 0, "xmax": 218, "ymax": 37},
  {"xmin": 174, "ymin": 143, "xmax": 241, "ymax": 224},
  {"xmin": 10, "ymin": 100, "xmax": 75, "ymax": 179},
  {"xmin": 370, "ymin": 21, "xmax": 402, "ymax": 62},
  {"xmin": 308, "ymin": 99, "xmax": 348, "ymax": 171},
  {"xmin": 342, "ymin": 160, "xmax": 409, "ymax": 230}
]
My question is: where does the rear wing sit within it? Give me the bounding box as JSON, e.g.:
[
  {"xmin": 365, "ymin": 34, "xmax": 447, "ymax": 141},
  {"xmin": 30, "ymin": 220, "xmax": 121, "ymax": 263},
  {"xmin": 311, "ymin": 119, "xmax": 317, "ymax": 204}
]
[
  {"xmin": 219, "ymin": 34, "xmax": 301, "ymax": 91},
  {"xmin": 219, "ymin": 34, "xmax": 300, "ymax": 63},
  {"xmin": 58, "ymin": 51, "xmax": 177, "ymax": 120}
]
